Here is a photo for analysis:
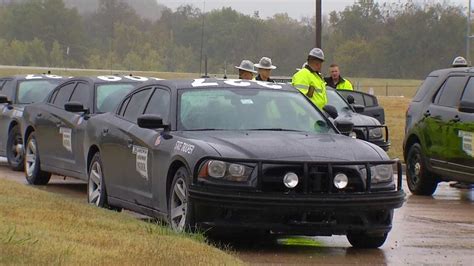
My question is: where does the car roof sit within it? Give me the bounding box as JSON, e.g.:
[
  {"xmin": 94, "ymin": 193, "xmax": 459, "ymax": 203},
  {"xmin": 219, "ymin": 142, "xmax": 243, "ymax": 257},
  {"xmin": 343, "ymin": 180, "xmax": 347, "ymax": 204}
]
[
  {"xmin": 2, "ymin": 74, "xmax": 68, "ymax": 81},
  {"xmin": 138, "ymin": 78, "xmax": 298, "ymax": 92},
  {"xmin": 428, "ymin": 67, "xmax": 474, "ymax": 76},
  {"xmin": 67, "ymin": 75, "xmax": 161, "ymax": 84}
]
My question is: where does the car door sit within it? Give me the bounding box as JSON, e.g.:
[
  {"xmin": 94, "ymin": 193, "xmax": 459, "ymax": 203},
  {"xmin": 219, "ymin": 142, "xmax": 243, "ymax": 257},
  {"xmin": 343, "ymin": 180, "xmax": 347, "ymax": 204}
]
[
  {"xmin": 337, "ymin": 90, "xmax": 385, "ymax": 123},
  {"xmin": 448, "ymin": 77, "xmax": 474, "ymax": 175},
  {"xmin": 426, "ymin": 75, "xmax": 468, "ymax": 168},
  {"xmin": 36, "ymin": 82, "xmax": 76, "ymax": 169},
  {"xmin": 106, "ymin": 87, "xmax": 153, "ymax": 206}
]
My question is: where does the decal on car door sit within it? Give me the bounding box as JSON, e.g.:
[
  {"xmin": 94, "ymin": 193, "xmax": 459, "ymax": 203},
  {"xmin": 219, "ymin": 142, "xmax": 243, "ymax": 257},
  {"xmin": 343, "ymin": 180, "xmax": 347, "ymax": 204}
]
[
  {"xmin": 59, "ymin": 127, "xmax": 72, "ymax": 152},
  {"xmin": 458, "ymin": 131, "xmax": 473, "ymax": 157},
  {"xmin": 132, "ymin": 145, "xmax": 148, "ymax": 180}
]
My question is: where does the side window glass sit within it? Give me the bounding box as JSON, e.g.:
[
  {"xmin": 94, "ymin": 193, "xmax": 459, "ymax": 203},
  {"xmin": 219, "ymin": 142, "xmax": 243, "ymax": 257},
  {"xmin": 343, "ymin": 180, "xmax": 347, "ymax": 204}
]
[
  {"xmin": 53, "ymin": 83, "xmax": 76, "ymax": 108},
  {"xmin": 123, "ymin": 89, "xmax": 151, "ymax": 122},
  {"xmin": 0, "ymin": 80, "xmax": 5, "ymax": 90},
  {"xmin": 461, "ymin": 78, "xmax": 474, "ymax": 102},
  {"xmin": 118, "ymin": 97, "xmax": 131, "ymax": 116},
  {"xmin": 70, "ymin": 83, "xmax": 90, "ymax": 109},
  {"xmin": 413, "ymin": 76, "xmax": 438, "ymax": 102},
  {"xmin": 363, "ymin": 94, "xmax": 376, "ymax": 107},
  {"xmin": 2, "ymin": 80, "xmax": 14, "ymax": 98},
  {"xmin": 144, "ymin": 89, "xmax": 171, "ymax": 124},
  {"xmin": 434, "ymin": 76, "xmax": 467, "ymax": 107}
]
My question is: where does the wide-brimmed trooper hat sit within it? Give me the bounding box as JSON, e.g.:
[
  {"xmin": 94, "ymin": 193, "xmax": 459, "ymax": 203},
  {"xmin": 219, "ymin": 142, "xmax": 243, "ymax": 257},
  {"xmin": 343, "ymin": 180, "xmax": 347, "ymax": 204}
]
[
  {"xmin": 255, "ymin": 57, "xmax": 277, "ymax": 70},
  {"xmin": 235, "ymin": 60, "xmax": 257, "ymax": 73}
]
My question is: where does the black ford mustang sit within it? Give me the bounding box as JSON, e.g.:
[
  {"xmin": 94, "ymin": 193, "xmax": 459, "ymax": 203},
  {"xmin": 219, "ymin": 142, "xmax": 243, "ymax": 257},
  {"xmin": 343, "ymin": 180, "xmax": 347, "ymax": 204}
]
[
  {"xmin": 22, "ymin": 75, "xmax": 158, "ymax": 185},
  {"xmin": 0, "ymin": 74, "xmax": 66, "ymax": 170},
  {"xmin": 82, "ymin": 78, "xmax": 404, "ymax": 248}
]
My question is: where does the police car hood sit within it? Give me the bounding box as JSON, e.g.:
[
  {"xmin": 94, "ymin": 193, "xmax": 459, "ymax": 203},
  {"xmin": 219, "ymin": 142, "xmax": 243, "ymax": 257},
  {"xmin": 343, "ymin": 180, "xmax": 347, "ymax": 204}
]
[
  {"xmin": 182, "ymin": 131, "xmax": 387, "ymax": 161},
  {"xmin": 336, "ymin": 111, "xmax": 380, "ymax": 126}
]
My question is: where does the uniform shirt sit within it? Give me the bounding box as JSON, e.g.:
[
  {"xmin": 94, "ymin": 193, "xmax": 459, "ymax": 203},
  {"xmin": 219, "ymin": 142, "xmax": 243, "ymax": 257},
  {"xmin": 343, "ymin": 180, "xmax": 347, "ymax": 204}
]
[
  {"xmin": 325, "ymin": 76, "xmax": 353, "ymax": 91},
  {"xmin": 256, "ymin": 75, "xmax": 275, "ymax": 83},
  {"xmin": 292, "ymin": 65, "xmax": 327, "ymax": 109}
]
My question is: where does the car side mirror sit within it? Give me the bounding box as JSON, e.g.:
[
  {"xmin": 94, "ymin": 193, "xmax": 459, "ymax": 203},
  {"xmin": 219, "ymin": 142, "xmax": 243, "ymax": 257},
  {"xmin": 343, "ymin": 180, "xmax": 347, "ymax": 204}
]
[
  {"xmin": 323, "ymin": 105, "xmax": 339, "ymax": 119},
  {"xmin": 137, "ymin": 114, "xmax": 168, "ymax": 129},
  {"xmin": 346, "ymin": 94, "xmax": 355, "ymax": 104},
  {"xmin": 353, "ymin": 104, "xmax": 365, "ymax": 113},
  {"xmin": 64, "ymin": 101, "xmax": 87, "ymax": 113},
  {"xmin": 458, "ymin": 100, "xmax": 474, "ymax": 113},
  {"xmin": 335, "ymin": 120, "xmax": 354, "ymax": 136},
  {"xmin": 0, "ymin": 94, "xmax": 11, "ymax": 104}
]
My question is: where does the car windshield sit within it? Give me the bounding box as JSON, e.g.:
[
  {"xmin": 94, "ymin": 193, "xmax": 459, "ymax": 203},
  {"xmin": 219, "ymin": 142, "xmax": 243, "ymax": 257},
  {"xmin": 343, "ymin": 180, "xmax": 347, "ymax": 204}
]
[
  {"xmin": 326, "ymin": 89, "xmax": 352, "ymax": 114},
  {"xmin": 96, "ymin": 83, "xmax": 136, "ymax": 113},
  {"xmin": 17, "ymin": 80, "xmax": 62, "ymax": 104},
  {"xmin": 179, "ymin": 88, "xmax": 334, "ymax": 134}
]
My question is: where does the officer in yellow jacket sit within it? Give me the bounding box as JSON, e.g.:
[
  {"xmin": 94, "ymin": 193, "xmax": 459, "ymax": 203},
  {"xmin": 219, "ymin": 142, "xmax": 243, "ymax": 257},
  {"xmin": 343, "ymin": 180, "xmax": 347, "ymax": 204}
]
[
  {"xmin": 324, "ymin": 63, "xmax": 353, "ymax": 91},
  {"xmin": 292, "ymin": 48, "xmax": 327, "ymax": 109}
]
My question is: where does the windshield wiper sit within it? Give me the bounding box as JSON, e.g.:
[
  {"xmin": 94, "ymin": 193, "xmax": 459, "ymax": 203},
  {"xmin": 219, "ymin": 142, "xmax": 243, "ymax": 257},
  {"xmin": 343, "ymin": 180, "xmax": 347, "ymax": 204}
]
[{"xmin": 248, "ymin": 128, "xmax": 303, "ymax": 132}]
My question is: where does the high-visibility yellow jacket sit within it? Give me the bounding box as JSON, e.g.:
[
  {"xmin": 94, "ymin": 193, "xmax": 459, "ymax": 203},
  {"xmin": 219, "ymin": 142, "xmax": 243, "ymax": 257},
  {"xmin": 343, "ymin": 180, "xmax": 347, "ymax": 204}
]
[
  {"xmin": 325, "ymin": 77, "xmax": 354, "ymax": 91},
  {"xmin": 292, "ymin": 66, "xmax": 327, "ymax": 109}
]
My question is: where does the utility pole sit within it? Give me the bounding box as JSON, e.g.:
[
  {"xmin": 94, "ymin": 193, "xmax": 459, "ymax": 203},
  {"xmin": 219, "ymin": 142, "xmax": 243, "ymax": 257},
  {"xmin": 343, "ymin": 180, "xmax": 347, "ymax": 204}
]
[
  {"xmin": 316, "ymin": 0, "xmax": 322, "ymax": 48},
  {"xmin": 468, "ymin": 0, "xmax": 472, "ymax": 63},
  {"xmin": 199, "ymin": 1, "xmax": 206, "ymax": 76}
]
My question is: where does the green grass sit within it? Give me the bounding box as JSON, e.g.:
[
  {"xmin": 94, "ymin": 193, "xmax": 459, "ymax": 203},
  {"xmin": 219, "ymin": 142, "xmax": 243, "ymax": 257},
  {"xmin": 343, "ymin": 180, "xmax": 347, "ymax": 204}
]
[{"xmin": 0, "ymin": 179, "xmax": 242, "ymax": 265}]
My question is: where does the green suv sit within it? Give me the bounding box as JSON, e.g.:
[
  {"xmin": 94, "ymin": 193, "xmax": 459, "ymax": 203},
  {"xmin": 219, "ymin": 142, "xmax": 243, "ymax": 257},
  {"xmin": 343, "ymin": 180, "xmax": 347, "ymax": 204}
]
[{"xmin": 404, "ymin": 67, "xmax": 474, "ymax": 195}]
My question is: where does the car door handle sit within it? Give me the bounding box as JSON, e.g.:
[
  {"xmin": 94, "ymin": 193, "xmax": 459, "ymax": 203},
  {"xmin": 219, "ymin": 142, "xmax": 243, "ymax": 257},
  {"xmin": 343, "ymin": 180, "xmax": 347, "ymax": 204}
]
[
  {"xmin": 36, "ymin": 113, "xmax": 42, "ymax": 117},
  {"xmin": 451, "ymin": 115, "xmax": 461, "ymax": 122},
  {"xmin": 423, "ymin": 110, "xmax": 431, "ymax": 117},
  {"xmin": 102, "ymin": 128, "xmax": 109, "ymax": 136},
  {"xmin": 127, "ymin": 139, "xmax": 134, "ymax": 148}
]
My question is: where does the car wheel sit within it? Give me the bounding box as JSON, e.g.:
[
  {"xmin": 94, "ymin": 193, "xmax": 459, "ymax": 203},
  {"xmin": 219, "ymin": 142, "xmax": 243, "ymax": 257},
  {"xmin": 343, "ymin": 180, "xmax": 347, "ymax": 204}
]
[
  {"xmin": 406, "ymin": 143, "xmax": 438, "ymax": 196},
  {"xmin": 346, "ymin": 231, "xmax": 388, "ymax": 249},
  {"xmin": 7, "ymin": 125, "xmax": 24, "ymax": 171},
  {"xmin": 169, "ymin": 167, "xmax": 195, "ymax": 232},
  {"xmin": 24, "ymin": 132, "xmax": 51, "ymax": 185},
  {"xmin": 88, "ymin": 152, "xmax": 121, "ymax": 211}
]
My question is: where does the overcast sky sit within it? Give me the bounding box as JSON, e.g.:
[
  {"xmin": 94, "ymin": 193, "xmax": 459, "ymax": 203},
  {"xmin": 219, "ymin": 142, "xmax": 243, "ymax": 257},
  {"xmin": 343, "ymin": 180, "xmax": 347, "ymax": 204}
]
[{"xmin": 157, "ymin": 0, "xmax": 468, "ymax": 19}]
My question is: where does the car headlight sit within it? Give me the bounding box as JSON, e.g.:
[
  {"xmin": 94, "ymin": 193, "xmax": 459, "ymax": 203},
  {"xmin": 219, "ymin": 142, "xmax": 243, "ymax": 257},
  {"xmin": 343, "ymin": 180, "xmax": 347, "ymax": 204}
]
[
  {"xmin": 368, "ymin": 127, "xmax": 383, "ymax": 139},
  {"xmin": 199, "ymin": 160, "xmax": 253, "ymax": 182},
  {"xmin": 349, "ymin": 131, "xmax": 357, "ymax": 138},
  {"xmin": 361, "ymin": 165, "xmax": 394, "ymax": 184}
]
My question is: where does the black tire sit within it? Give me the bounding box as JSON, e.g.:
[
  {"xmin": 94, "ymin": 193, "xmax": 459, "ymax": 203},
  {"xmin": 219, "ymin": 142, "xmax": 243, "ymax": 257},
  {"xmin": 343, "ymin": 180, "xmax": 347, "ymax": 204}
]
[
  {"xmin": 24, "ymin": 132, "xmax": 51, "ymax": 185},
  {"xmin": 87, "ymin": 152, "xmax": 121, "ymax": 211},
  {"xmin": 168, "ymin": 166, "xmax": 195, "ymax": 232},
  {"xmin": 406, "ymin": 143, "xmax": 438, "ymax": 196},
  {"xmin": 6, "ymin": 125, "xmax": 24, "ymax": 171},
  {"xmin": 347, "ymin": 231, "xmax": 388, "ymax": 249}
]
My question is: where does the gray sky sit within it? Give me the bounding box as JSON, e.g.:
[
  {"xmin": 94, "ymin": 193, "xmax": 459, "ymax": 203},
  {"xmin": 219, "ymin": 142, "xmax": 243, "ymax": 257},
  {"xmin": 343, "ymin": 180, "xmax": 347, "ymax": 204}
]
[{"xmin": 157, "ymin": 0, "xmax": 467, "ymax": 19}]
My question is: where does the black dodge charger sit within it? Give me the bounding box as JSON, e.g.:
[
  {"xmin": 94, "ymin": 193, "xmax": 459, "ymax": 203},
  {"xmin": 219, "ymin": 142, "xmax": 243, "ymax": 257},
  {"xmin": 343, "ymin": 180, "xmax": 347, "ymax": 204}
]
[{"xmin": 81, "ymin": 78, "xmax": 404, "ymax": 248}]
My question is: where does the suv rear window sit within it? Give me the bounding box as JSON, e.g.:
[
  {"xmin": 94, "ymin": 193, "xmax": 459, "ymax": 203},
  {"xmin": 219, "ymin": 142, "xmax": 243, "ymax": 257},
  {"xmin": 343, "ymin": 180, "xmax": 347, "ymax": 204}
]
[
  {"xmin": 434, "ymin": 76, "xmax": 467, "ymax": 107},
  {"xmin": 413, "ymin": 76, "xmax": 438, "ymax": 102}
]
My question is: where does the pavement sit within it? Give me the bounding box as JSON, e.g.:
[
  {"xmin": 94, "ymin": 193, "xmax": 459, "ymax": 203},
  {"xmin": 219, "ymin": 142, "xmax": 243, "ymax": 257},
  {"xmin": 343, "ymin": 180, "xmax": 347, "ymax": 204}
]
[{"xmin": 0, "ymin": 157, "xmax": 472, "ymax": 265}]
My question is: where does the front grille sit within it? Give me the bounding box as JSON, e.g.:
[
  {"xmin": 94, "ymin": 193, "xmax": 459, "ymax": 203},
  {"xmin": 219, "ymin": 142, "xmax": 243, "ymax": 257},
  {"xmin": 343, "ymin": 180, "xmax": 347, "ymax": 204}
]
[{"xmin": 260, "ymin": 164, "xmax": 364, "ymax": 194}]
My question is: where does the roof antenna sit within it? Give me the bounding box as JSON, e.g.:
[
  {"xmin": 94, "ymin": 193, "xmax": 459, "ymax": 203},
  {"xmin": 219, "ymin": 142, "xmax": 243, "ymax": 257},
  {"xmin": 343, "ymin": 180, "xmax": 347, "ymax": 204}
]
[
  {"xmin": 223, "ymin": 60, "xmax": 227, "ymax": 79},
  {"xmin": 201, "ymin": 56, "xmax": 210, "ymax": 78}
]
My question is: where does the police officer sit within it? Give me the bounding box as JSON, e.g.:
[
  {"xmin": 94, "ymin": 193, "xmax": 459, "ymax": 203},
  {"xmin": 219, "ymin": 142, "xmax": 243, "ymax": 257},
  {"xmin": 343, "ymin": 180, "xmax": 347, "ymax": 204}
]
[
  {"xmin": 292, "ymin": 48, "xmax": 327, "ymax": 109},
  {"xmin": 325, "ymin": 64, "xmax": 353, "ymax": 91},
  {"xmin": 235, "ymin": 60, "xmax": 257, "ymax": 80},
  {"xmin": 255, "ymin": 57, "xmax": 277, "ymax": 82},
  {"xmin": 452, "ymin": 56, "xmax": 469, "ymax": 68}
]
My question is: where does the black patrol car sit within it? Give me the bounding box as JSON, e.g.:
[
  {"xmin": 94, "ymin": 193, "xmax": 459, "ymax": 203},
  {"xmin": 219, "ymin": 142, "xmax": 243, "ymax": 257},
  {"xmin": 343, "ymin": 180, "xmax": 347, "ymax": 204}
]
[
  {"xmin": 82, "ymin": 78, "xmax": 404, "ymax": 248},
  {"xmin": 0, "ymin": 74, "xmax": 67, "ymax": 170},
  {"xmin": 324, "ymin": 88, "xmax": 390, "ymax": 151},
  {"xmin": 404, "ymin": 68, "xmax": 474, "ymax": 195},
  {"xmin": 22, "ymin": 75, "xmax": 159, "ymax": 185}
]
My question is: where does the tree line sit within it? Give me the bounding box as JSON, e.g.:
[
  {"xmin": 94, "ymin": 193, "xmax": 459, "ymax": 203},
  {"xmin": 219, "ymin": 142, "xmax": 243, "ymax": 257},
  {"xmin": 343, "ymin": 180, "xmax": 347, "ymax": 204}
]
[{"xmin": 0, "ymin": 0, "xmax": 468, "ymax": 79}]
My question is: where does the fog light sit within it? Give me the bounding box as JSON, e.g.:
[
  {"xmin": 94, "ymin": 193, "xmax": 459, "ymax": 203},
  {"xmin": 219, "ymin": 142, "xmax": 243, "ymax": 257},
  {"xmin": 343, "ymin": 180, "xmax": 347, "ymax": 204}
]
[
  {"xmin": 333, "ymin": 173, "xmax": 349, "ymax": 189},
  {"xmin": 283, "ymin": 172, "xmax": 299, "ymax": 188}
]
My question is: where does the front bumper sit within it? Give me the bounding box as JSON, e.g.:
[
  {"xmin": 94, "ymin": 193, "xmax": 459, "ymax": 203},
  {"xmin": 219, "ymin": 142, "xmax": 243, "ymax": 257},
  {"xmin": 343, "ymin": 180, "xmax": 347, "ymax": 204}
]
[{"xmin": 190, "ymin": 158, "xmax": 405, "ymax": 236}]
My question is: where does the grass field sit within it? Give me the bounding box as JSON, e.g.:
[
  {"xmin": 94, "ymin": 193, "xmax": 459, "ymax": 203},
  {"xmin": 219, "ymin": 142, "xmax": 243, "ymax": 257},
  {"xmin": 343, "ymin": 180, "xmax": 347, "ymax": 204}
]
[{"xmin": 0, "ymin": 179, "xmax": 241, "ymax": 265}]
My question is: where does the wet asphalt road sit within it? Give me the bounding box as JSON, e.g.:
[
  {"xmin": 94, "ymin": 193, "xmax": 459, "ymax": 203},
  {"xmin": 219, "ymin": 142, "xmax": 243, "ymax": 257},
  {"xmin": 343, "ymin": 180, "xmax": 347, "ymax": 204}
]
[{"xmin": 1, "ymin": 159, "xmax": 472, "ymax": 265}]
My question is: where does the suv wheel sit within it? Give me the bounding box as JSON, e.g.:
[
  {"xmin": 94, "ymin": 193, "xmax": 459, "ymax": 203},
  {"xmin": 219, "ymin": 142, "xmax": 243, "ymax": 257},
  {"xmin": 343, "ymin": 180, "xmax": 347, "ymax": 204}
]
[
  {"xmin": 24, "ymin": 132, "xmax": 51, "ymax": 185},
  {"xmin": 347, "ymin": 231, "xmax": 388, "ymax": 248},
  {"xmin": 406, "ymin": 143, "xmax": 438, "ymax": 196},
  {"xmin": 168, "ymin": 167, "xmax": 195, "ymax": 232},
  {"xmin": 7, "ymin": 125, "xmax": 24, "ymax": 171}
]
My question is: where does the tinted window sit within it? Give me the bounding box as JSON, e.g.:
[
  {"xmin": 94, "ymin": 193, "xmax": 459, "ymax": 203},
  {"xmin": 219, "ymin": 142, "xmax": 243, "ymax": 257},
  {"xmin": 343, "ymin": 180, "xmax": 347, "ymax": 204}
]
[
  {"xmin": 144, "ymin": 89, "xmax": 171, "ymax": 123},
  {"xmin": 123, "ymin": 89, "xmax": 151, "ymax": 122},
  {"xmin": 2, "ymin": 80, "xmax": 15, "ymax": 98},
  {"xmin": 96, "ymin": 83, "xmax": 136, "ymax": 113},
  {"xmin": 326, "ymin": 89, "xmax": 351, "ymax": 114},
  {"xmin": 17, "ymin": 80, "xmax": 62, "ymax": 104},
  {"xmin": 364, "ymin": 94, "xmax": 376, "ymax": 107},
  {"xmin": 413, "ymin": 76, "xmax": 439, "ymax": 102},
  {"xmin": 434, "ymin": 76, "xmax": 467, "ymax": 107},
  {"xmin": 179, "ymin": 89, "xmax": 334, "ymax": 134},
  {"xmin": 70, "ymin": 83, "xmax": 90, "ymax": 108},
  {"xmin": 0, "ymin": 80, "xmax": 5, "ymax": 90},
  {"xmin": 461, "ymin": 78, "xmax": 474, "ymax": 102},
  {"xmin": 53, "ymin": 83, "xmax": 76, "ymax": 108},
  {"xmin": 118, "ymin": 97, "xmax": 131, "ymax": 116}
]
